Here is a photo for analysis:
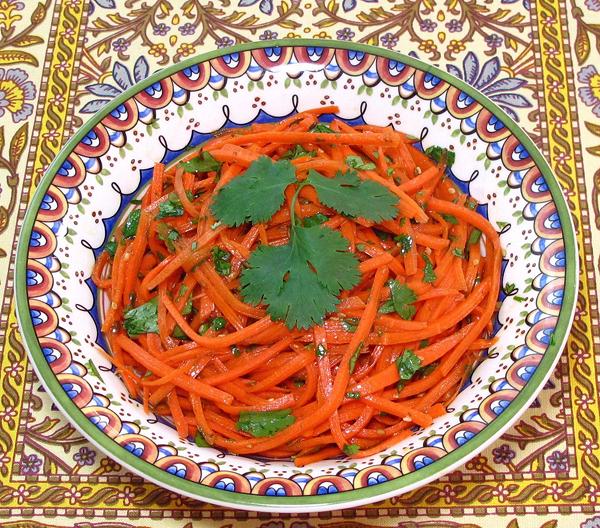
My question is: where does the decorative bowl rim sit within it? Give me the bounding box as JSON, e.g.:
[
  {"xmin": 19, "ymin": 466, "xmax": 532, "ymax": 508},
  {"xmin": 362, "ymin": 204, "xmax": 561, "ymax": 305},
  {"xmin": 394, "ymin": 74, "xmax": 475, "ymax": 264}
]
[{"xmin": 14, "ymin": 38, "xmax": 578, "ymax": 512}]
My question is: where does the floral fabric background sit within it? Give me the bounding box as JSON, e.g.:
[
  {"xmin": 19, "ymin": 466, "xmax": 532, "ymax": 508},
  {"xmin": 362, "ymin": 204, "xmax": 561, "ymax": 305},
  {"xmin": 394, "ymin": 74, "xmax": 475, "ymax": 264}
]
[{"xmin": 0, "ymin": 0, "xmax": 599, "ymax": 527}]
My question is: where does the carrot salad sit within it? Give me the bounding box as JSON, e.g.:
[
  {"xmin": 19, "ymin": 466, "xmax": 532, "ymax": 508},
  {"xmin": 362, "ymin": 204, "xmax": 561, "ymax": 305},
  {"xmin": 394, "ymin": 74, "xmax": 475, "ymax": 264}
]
[{"xmin": 92, "ymin": 106, "xmax": 502, "ymax": 465}]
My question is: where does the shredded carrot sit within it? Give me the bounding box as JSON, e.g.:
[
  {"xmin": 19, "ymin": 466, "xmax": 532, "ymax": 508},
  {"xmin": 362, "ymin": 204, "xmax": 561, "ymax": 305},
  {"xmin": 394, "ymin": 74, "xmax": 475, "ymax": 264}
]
[{"xmin": 92, "ymin": 111, "xmax": 501, "ymax": 465}]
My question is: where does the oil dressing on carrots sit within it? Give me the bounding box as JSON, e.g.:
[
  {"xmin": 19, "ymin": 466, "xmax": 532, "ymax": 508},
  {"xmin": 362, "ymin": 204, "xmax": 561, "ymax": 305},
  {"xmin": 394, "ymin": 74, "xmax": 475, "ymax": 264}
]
[{"xmin": 93, "ymin": 106, "xmax": 501, "ymax": 465}]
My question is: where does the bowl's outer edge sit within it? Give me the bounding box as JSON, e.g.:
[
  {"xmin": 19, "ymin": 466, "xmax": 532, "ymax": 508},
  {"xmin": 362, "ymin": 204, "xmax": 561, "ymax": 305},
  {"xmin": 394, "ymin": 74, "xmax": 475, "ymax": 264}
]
[{"xmin": 14, "ymin": 38, "xmax": 579, "ymax": 512}]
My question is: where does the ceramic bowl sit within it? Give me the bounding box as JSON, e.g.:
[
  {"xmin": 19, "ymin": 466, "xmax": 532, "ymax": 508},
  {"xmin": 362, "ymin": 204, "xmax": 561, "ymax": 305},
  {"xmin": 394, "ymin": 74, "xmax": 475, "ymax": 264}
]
[{"xmin": 15, "ymin": 39, "xmax": 577, "ymax": 512}]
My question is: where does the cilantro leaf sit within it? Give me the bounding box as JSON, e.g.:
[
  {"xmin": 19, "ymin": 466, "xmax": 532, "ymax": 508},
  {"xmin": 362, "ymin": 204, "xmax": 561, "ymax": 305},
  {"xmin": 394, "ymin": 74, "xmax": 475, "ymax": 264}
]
[
  {"xmin": 194, "ymin": 431, "xmax": 210, "ymax": 447},
  {"xmin": 157, "ymin": 193, "xmax": 184, "ymax": 219},
  {"xmin": 348, "ymin": 342, "xmax": 363, "ymax": 374},
  {"xmin": 124, "ymin": 298, "xmax": 158, "ymax": 336},
  {"xmin": 179, "ymin": 151, "xmax": 222, "ymax": 173},
  {"xmin": 105, "ymin": 239, "xmax": 117, "ymax": 257},
  {"xmin": 211, "ymin": 317, "xmax": 226, "ymax": 331},
  {"xmin": 181, "ymin": 298, "xmax": 193, "ymax": 316},
  {"xmin": 211, "ymin": 246, "xmax": 232, "ymax": 276},
  {"xmin": 157, "ymin": 224, "xmax": 180, "ymax": 252},
  {"xmin": 311, "ymin": 123, "xmax": 335, "ymax": 134},
  {"xmin": 123, "ymin": 209, "xmax": 141, "ymax": 238},
  {"xmin": 468, "ymin": 229, "xmax": 482, "ymax": 245},
  {"xmin": 306, "ymin": 170, "xmax": 398, "ymax": 222},
  {"xmin": 345, "ymin": 155, "xmax": 376, "ymax": 171},
  {"xmin": 441, "ymin": 213, "xmax": 458, "ymax": 225},
  {"xmin": 343, "ymin": 443, "xmax": 360, "ymax": 455},
  {"xmin": 385, "ymin": 280, "xmax": 417, "ymax": 320},
  {"xmin": 422, "ymin": 253, "xmax": 436, "ymax": 284},
  {"xmin": 303, "ymin": 213, "xmax": 329, "ymax": 227},
  {"xmin": 236, "ymin": 409, "xmax": 295, "ymax": 437},
  {"xmin": 280, "ymin": 145, "xmax": 316, "ymax": 160},
  {"xmin": 395, "ymin": 234, "xmax": 413, "ymax": 255},
  {"xmin": 210, "ymin": 156, "xmax": 296, "ymax": 226},
  {"xmin": 425, "ymin": 146, "xmax": 456, "ymax": 168},
  {"xmin": 240, "ymin": 224, "xmax": 360, "ymax": 329},
  {"xmin": 395, "ymin": 350, "xmax": 421, "ymax": 381}
]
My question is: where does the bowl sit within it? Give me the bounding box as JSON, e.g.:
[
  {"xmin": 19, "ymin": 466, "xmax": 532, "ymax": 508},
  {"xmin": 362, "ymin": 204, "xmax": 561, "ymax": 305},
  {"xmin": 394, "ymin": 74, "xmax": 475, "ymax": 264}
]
[{"xmin": 15, "ymin": 39, "xmax": 577, "ymax": 512}]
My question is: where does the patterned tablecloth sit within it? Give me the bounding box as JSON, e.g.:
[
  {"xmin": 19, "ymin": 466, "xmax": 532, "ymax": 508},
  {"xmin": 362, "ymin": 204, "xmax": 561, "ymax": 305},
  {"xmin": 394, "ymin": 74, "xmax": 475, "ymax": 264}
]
[{"xmin": 0, "ymin": 0, "xmax": 599, "ymax": 526}]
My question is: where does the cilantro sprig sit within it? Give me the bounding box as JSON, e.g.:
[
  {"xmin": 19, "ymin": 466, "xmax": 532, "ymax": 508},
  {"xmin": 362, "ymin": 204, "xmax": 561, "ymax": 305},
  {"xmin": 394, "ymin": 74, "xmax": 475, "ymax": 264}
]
[{"xmin": 241, "ymin": 219, "xmax": 360, "ymax": 329}]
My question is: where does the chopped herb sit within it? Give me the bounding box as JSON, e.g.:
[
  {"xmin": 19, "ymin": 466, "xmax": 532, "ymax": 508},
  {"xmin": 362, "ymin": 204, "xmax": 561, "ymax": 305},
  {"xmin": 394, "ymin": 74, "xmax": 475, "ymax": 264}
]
[
  {"xmin": 373, "ymin": 228, "xmax": 392, "ymax": 241},
  {"xmin": 157, "ymin": 193, "xmax": 184, "ymax": 219},
  {"xmin": 280, "ymin": 145, "xmax": 316, "ymax": 160},
  {"xmin": 343, "ymin": 443, "xmax": 360, "ymax": 455},
  {"xmin": 211, "ymin": 246, "xmax": 232, "ymax": 276},
  {"xmin": 303, "ymin": 213, "xmax": 329, "ymax": 227},
  {"xmin": 424, "ymin": 146, "xmax": 456, "ymax": 168},
  {"xmin": 179, "ymin": 151, "xmax": 222, "ymax": 173},
  {"xmin": 211, "ymin": 156, "xmax": 296, "ymax": 226},
  {"xmin": 236, "ymin": 409, "xmax": 295, "ymax": 437},
  {"xmin": 211, "ymin": 221, "xmax": 222, "ymax": 230},
  {"xmin": 346, "ymin": 391, "xmax": 361, "ymax": 399},
  {"xmin": 178, "ymin": 285, "xmax": 188, "ymax": 296},
  {"xmin": 422, "ymin": 253, "xmax": 436, "ymax": 284},
  {"xmin": 105, "ymin": 239, "xmax": 117, "ymax": 257},
  {"xmin": 380, "ymin": 280, "xmax": 417, "ymax": 320},
  {"xmin": 157, "ymin": 223, "xmax": 180, "ymax": 252},
  {"xmin": 395, "ymin": 349, "xmax": 421, "ymax": 381},
  {"xmin": 341, "ymin": 317, "xmax": 360, "ymax": 333},
  {"xmin": 316, "ymin": 344, "xmax": 327, "ymax": 357},
  {"xmin": 293, "ymin": 377, "xmax": 306, "ymax": 387},
  {"xmin": 191, "ymin": 241, "xmax": 198, "ymax": 251},
  {"xmin": 468, "ymin": 229, "xmax": 482, "ymax": 245},
  {"xmin": 211, "ymin": 317, "xmax": 226, "ymax": 331},
  {"xmin": 467, "ymin": 200, "xmax": 477, "ymax": 210},
  {"xmin": 395, "ymin": 234, "xmax": 413, "ymax": 255},
  {"xmin": 452, "ymin": 248, "xmax": 464, "ymax": 258},
  {"xmin": 123, "ymin": 209, "xmax": 141, "ymax": 238},
  {"xmin": 378, "ymin": 299, "xmax": 395, "ymax": 314},
  {"xmin": 348, "ymin": 343, "xmax": 363, "ymax": 374},
  {"xmin": 194, "ymin": 431, "xmax": 210, "ymax": 447},
  {"xmin": 399, "ymin": 217, "xmax": 407, "ymax": 226},
  {"xmin": 311, "ymin": 123, "xmax": 335, "ymax": 134},
  {"xmin": 181, "ymin": 299, "xmax": 193, "ymax": 316},
  {"xmin": 356, "ymin": 243, "xmax": 367, "ymax": 252},
  {"xmin": 419, "ymin": 339, "xmax": 429, "ymax": 349},
  {"xmin": 441, "ymin": 213, "xmax": 458, "ymax": 225},
  {"xmin": 386, "ymin": 167, "xmax": 395, "ymax": 176},
  {"xmin": 231, "ymin": 345, "xmax": 241, "ymax": 357},
  {"xmin": 198, "ymin": 322, "xmax": 210, "ymax": 335},
  {"xmin": 417, "ymin": 361, "xmax": 438, "ymax": 378},
  {"xmin": 123, "ymin": 298, "xmax": 158, "ymax": 336},
  {"xmin": 345, "ymin": 155, "xmax": 376, "ymax": 171},
  {"xmin": 172, "ymin": 325, "xmax": 189, "ymax": 340}
]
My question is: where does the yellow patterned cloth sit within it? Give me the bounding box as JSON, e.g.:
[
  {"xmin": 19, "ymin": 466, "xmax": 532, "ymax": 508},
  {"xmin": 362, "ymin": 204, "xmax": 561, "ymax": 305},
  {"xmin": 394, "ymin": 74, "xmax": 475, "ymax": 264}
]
[{"xmin": 0, "ymin": 1, "xmax": 599, "ymax": 526}]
